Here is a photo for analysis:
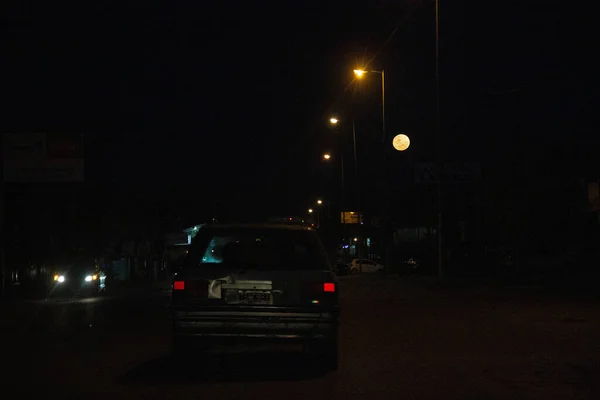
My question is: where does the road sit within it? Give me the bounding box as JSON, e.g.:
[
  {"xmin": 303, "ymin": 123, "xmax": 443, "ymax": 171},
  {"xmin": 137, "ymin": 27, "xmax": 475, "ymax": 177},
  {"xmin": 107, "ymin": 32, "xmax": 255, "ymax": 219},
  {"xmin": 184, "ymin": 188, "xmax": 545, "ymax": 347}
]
[{"xmin": 2, "ymin": 275, "xmax": 600, "ymax": 399}]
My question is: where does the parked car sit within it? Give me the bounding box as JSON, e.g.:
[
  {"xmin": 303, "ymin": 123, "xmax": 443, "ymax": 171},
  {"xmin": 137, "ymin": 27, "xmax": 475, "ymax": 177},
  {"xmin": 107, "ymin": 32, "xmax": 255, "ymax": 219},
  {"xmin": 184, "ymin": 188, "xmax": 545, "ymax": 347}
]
[
  {"xmin": 170, "ymin": 223, "xmax": 340, "ymax": 370},
  {"xmin": 349, "ymin": 258, "xmax": 384, "ymax": 274}
]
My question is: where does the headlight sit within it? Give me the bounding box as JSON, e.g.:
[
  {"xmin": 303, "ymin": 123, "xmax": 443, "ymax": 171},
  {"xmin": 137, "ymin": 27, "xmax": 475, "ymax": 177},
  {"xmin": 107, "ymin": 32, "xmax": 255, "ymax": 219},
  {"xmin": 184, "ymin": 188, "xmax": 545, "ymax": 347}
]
[
  {"xmin": 57, "ymin": 276, "xmax": 65, "ymax": 283},
  {"xmin": 92, "ymin": 274, "xmax": 98, "ymax": 280},
  {"xmin": 85, "ymin": 275, "xmax": 93, "ymax": 282}
]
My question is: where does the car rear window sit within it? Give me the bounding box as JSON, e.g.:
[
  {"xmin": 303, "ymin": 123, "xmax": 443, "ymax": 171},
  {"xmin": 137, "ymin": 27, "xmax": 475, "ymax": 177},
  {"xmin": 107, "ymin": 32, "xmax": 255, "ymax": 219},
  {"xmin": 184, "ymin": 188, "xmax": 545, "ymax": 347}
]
[{"xmin": 183, "ymin": 228, "xmax": 329, "ymax": 271}]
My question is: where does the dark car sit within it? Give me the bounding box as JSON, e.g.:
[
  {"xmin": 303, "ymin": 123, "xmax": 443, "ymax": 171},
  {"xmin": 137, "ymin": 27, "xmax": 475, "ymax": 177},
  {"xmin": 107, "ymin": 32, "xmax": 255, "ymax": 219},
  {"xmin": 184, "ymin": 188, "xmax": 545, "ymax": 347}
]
[
  {"xmin": 170, "ymin": 223, "xmax": 340, "ymax": 370},
  {"xmin": 51, "ymin": 265, "xmax": 106, "ymax": 296}
]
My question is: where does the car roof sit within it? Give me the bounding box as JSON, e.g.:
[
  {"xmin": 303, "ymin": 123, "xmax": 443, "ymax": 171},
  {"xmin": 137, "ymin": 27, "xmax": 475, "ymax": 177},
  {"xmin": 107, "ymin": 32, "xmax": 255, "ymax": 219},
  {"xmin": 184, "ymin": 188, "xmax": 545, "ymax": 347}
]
[{"xmin": 203, "ymin": 223, "xmax": 314, "ymax": 232}]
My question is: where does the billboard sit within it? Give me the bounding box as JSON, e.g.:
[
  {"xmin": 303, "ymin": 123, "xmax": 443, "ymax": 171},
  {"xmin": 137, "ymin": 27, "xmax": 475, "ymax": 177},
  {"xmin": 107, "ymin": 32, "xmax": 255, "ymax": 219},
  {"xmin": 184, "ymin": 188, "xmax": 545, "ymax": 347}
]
[
  {"xmin": 340, "ymin": 211, "xmax": 363, "ymax": 224},
  {"xmin": 2, "ymin": 133, "xmax": 84, "ymax": 182}
]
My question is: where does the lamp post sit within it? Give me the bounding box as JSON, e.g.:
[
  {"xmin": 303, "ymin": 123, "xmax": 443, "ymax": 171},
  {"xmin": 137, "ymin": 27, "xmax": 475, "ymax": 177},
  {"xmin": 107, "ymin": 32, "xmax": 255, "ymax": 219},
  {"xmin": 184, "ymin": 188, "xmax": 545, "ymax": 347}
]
[
  {"xmin": 316, "ymin": 199, "xmax": 331, "ymax": 220},
  {"xmin": 308, "ymin": 208, "xmax": 320, "ymax": 228},
  {"xmin": 435, "ymin": 0, "xmax": 443, "ymax": 278},
  {"xmin": 353, "ymin": 69, "xmax": 385, "ymax": 145},
  {"xmin": 328, "ymin": 117, "xmax": 359, "ymax": 222},
  {"xmin": 354, "ymin": 68, "xmax": 387, "ymax": 269}
]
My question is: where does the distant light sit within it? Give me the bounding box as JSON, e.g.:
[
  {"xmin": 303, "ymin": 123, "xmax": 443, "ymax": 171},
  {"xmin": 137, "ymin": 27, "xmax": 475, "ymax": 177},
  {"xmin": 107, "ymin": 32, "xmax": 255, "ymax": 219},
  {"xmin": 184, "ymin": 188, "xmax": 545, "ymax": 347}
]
[
  {"xmin": 329, "ymin": 117, "xmax": 339, "ymax": 124},
  {"xmin": 317, "ymin": 199, "xmax": 323, "ymax": 205},
  {"xmin": 353, "ymin": 237, "xmax": 358, "ymax": 242},
  {"xmin": 85, "ymin": 275, "xmax": 93, "ymax": 282},
  {"xmin": 323, "ymin": 153, "xmax": 331, "ymax": 160},
  {"xmin": 57, "ymin": 276, "xmax": 65, "ymax": 283},
  {"xmin": 392, "ymin": 134, "xmax": 411, "ymax": 151},
  {"xmin": 354, "ymin": 69, "xmax": 366, "ymax": 77},
  {"xmin": 308, "ymin": 209, "xmax": 314, "ymax": 213}
]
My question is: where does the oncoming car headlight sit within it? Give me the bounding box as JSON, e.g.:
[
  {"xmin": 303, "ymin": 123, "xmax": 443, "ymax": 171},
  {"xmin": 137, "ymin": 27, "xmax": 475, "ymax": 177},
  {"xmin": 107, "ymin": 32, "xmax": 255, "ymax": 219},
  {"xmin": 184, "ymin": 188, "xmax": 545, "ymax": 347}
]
[
  {"xmin": 85, "ymin": 275, "xmax": 93, "ymax": 282},
  {"xmin": 54, "ymin": 275, "xmax": 65, "ymax": 283}
]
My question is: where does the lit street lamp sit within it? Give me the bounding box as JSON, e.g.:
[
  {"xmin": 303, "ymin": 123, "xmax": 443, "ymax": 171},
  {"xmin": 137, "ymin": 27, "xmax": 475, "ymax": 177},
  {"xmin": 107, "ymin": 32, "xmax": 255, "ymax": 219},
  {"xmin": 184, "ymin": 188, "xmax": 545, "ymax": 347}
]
[
  {"xmin": 323, "ymin": 153, "xmax": 331, "ymax": 160},
  {"xmin": 328, "ymin": 115, "xmax": 362, "ymax": 263},
  {"xmin": 353, "ymin": 68, "xmax": 385, "ymax": 145},
  {"xmin": 354, "ymin": 67, "xmax": 387, "ymax": 272},
  {"xmin": 308, "ymin": 208, "xmax": 314, "ymax": 214},
  {"xmin": 316, "ymin": 198, "xmax": 331, "ymax": 220}
]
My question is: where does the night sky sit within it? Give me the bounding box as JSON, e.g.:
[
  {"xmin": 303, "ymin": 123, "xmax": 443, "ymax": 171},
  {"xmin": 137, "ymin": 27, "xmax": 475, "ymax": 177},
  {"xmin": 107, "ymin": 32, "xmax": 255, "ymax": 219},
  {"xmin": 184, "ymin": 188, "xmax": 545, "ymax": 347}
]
[{"xmin": 3, "ymin": 1, "xmax": 596, "ymax": 226}]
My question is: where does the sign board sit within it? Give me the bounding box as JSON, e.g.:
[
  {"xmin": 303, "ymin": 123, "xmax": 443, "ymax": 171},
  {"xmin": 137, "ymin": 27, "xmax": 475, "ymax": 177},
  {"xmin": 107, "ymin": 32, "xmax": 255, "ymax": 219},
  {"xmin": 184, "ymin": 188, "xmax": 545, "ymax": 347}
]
[
  {"xmin": 340, "ymin": 211, "xmax": 363, "ymax": 224},
  {"xmin": 2, "ymin": 133, "xmax": 84, "ymax": 182},
  {"xmin": 414, "ymin": 162, "xmax": 481, "ymax": 184}
]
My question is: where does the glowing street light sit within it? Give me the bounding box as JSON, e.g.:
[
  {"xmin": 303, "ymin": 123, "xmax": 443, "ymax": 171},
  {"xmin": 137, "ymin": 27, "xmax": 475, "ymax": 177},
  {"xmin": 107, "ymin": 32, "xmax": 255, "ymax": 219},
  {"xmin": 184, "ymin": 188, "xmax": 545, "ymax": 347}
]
[
  {"xmin": 308, "ymin": 208, "xmax": 314, "ymax": 214},
  {"xmin": 329, "ymin": 117, "xmax": 339, "ymax": 125},
  {"xmin": 323, "ymin": 153, "xmax": 331, "ymax": 160},
  {"xmin": 317, "ymin": 199, "xmax": 323, "ymax": 205},
  {"xmin": 353, "ymin": 69, "xmax": 366, "ymax": 77}
]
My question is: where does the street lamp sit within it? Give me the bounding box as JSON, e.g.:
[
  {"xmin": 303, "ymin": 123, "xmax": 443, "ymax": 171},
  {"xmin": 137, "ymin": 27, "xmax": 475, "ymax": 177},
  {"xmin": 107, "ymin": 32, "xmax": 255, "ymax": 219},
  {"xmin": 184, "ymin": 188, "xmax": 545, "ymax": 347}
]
[
  {"xmin": 323, "ymin": 153, "xmax": 331, "ymax": 160},
  {"xmin": 354, "ymin": 67, "xmax": 388, "ymax": 270},
  {"xmin": 316, "ymin": 198, "xmax": 331, "ymax": 221},
  {"xmin": 327, "ymin": 117, "xmax": 359, "ymax": 224},
  {"xmin": 353, "ymin": 68, "xmax": 385, "ymax": 145},
  {"xmin": 308, "ymin": 208, "xmax": 313, "ymax": 214}
]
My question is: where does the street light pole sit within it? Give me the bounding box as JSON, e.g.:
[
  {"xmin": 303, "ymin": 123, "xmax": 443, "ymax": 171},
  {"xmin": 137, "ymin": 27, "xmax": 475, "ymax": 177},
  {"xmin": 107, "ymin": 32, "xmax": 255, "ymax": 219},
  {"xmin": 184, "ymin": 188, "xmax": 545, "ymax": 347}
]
[
  {"xmin": 352, "ymin": 118, "xmax": 363, "ymax": 272},
  {"xmin": 435, "ymin": 0, "xmax": 443, "ymax": 278},
  {"xmin": 381, "ymin": 70, "xmax": 386, "ymax": 145},
  {"xmin": 354, "ymin": 68, "xmax": 387, "ymax": 268}
]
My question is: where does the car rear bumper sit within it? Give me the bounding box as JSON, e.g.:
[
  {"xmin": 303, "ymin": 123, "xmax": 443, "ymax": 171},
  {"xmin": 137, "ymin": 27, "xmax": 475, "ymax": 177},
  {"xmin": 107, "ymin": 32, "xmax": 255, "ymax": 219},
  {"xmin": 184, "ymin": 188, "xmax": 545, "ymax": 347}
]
[{"xmin": 172, "ymin": 308, "xmax": 339, "ymax": 341}]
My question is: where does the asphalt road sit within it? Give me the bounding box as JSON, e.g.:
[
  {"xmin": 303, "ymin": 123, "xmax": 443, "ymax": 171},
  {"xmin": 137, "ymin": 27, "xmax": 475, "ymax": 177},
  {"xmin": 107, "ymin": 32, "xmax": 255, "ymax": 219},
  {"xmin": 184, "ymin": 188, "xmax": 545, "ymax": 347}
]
[{"xmin": 2, "ymin": 275, "xmax": 600, "ymax": 399}]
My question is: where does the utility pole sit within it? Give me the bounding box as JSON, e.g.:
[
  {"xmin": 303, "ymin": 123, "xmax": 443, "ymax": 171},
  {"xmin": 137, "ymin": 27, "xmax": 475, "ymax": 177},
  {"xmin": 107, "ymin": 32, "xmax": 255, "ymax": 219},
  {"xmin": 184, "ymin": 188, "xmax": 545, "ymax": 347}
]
[
  {"xmin": 352, "ymin": 119, "xmax": 363, "ymax": 272},
  {"xmin": 0, "ymin": 180, "xmax": 4, "ymax": 298},
  {"xmin": 435, "ymin": 0, "xmax": 444, "ymax": 278}
]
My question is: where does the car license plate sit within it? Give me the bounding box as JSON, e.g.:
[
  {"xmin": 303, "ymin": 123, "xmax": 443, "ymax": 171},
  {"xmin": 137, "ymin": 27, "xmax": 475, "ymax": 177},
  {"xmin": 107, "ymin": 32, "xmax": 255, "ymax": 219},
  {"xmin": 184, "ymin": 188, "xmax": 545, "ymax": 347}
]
[{"xmin": 240, "ymin": 290, "xmax": 271, "ymax": 304}]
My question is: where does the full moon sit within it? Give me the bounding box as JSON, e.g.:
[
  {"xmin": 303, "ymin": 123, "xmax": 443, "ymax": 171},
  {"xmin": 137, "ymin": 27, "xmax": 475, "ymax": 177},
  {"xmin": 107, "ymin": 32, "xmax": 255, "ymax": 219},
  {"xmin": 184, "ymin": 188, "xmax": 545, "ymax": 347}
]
[{"xmin": 392, "ymin": 134, "xmax": 410, "ymax": 151}]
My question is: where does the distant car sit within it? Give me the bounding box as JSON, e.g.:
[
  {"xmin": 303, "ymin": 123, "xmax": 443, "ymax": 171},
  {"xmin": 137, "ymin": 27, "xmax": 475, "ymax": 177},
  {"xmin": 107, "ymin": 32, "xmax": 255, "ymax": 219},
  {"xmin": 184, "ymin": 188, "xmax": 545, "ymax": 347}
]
[
  {"xmin": 171, "ymin": 223, "xmax": 340, "ymax": 370},
  {"xmin": 349, "ymin": 258, "xmax": 384, "ymax": 274},
  {"xmin": 52, "ymin": 265, "xmax": 106, "ymax": 296}
]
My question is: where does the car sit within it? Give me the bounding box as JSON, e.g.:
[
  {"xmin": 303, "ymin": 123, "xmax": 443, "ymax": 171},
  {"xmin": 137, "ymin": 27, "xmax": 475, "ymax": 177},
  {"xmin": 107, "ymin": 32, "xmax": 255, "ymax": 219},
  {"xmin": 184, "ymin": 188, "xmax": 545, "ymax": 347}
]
[
  {"xmin": 51, "ymin": 265, "xmax": 106, "ymax": 296},
  {"xmin": 170, "ymin": 223, "xmax": 340, "ymax": 370},
  {"xmin": 349, "ymin": 258, "xmax": 384, "ymax": 274}
]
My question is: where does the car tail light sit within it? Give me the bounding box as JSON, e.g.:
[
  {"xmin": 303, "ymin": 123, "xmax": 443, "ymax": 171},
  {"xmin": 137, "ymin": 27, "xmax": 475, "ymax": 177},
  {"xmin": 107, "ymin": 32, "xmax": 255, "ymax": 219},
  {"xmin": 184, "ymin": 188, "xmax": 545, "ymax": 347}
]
[
  {"xmin": 323, "ymin": 282, "xmax": 335, "ymax": 292},
  {"xmin": 173, "ymin": 280, "xmax": 185, "ymax": 290}
]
